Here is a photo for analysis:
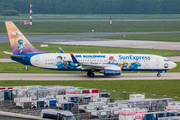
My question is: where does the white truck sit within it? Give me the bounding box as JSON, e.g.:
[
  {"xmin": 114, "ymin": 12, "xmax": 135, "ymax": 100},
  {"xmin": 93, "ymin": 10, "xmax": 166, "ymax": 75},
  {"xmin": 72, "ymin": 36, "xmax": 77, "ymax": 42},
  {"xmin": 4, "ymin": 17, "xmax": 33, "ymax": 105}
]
[{"xmin": 41, "ymin": 109, "xmax": 76, "ymax": 120}]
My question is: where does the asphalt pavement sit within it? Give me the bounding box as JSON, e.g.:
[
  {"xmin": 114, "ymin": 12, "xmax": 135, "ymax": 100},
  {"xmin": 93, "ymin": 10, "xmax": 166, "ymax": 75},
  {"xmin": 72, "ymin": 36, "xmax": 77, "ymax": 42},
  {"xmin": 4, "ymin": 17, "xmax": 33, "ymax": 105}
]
[{"xmin": 0, "ymin": 73, "xmax": 179, "ymax": 80}]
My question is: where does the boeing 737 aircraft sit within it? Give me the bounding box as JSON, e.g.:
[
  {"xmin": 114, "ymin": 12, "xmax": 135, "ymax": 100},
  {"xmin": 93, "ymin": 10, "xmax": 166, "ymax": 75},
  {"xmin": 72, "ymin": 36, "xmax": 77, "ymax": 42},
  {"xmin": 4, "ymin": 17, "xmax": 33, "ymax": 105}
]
[{"xmin": 4, "ymin": 21, "xmax": 177, "ymax": 77}]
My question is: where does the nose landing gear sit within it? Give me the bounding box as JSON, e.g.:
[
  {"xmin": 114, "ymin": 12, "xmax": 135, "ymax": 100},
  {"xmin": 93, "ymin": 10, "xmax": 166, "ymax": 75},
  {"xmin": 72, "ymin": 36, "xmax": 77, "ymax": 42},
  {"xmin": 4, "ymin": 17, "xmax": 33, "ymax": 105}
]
[{"xmin": 157, "ymin": 72, "xmax": 161, "ymax": 77}]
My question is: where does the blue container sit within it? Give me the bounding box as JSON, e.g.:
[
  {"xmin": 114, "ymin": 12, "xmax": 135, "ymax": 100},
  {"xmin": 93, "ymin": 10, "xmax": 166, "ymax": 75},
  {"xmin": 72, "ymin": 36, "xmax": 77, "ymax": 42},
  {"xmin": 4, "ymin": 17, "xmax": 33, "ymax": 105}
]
[
  {"xmin": 155, "ymin": 112, "xmax": 164, "ymax": 119},
  {"xmin": 1, "ymin": 90, "xmax": 9, "ymax": 100},
  {"xmin": 62, "ymin": 103, "xmax": 73, "ymax": 110},
  {"xmin": 143, "ymin": 113, "xmax": 155, "ymax": 120},
  {"xmin": 37, "ymin": 101, "xmax": 45, "ymax": 108},
  {"xmin": 49, "ymin": 100, "xmax": 57, "ymax": 107},
  {"xmin": 69, "ymin": 97, "xmax": 78, "ymax": 103},
  {"xmin": 166, "ymin": 112, "xmax": 175, "ymax": 117},
  {"xmin": 99, "ymin": 93, "xmax": 109, "ymax": 98}
]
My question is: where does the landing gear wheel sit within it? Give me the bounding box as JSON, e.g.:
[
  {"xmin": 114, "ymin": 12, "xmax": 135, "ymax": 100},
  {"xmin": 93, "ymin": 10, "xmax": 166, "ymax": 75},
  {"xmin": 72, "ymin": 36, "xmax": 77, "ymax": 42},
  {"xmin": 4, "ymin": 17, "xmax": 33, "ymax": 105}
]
[
  {"xmin": 157, "ymin": 73, "xmax": 161, "ymax": 77},
  {"xmin": 87, "ymin": 72, "xmax": 90, "ymax": 77},
  {"xmin": 90, "ymin": 73, "xmax": 95, "ymax": 77}
]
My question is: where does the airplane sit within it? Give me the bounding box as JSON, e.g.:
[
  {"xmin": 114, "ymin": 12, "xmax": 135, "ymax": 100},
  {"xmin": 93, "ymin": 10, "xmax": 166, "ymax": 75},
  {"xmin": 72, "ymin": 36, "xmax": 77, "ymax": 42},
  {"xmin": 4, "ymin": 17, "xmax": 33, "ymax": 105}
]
[{"xmin": 4, "ymin": 21, "xmax": 177, "ymax": 77}]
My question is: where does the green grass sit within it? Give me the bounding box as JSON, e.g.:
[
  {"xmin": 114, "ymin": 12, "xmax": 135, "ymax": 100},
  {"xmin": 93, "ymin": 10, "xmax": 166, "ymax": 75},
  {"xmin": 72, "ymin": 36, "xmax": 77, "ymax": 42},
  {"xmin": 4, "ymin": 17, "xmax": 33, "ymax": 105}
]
[
  {"xmin": 0, "ymin": 62, "xmax": 179, "ymax": 73},
  {"xmin": 97, "ymin": 33, "xmax": 180, "ymax": 42},
  {"xmin": 1, "ymin": 21, "xmax": 180, "ymax": 33},
  {"xmin": 1, "ymin": 43, "xmax": 180, "ymax": 58},
  {"xmin": 0, "ymin": 80, "xmax": 180, "ymax": 100},
  {"xmin": 1, "ymin": 14, "xmax": 180, "ymax": 20}
]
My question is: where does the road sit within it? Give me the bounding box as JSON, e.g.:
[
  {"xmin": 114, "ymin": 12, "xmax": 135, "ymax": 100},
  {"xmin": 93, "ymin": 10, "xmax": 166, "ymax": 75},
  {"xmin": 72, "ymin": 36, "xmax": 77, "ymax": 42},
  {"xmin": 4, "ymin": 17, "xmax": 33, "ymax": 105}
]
[{"xmin": 0, "ymin": 73, "xmax": 179, "ymax": 80}]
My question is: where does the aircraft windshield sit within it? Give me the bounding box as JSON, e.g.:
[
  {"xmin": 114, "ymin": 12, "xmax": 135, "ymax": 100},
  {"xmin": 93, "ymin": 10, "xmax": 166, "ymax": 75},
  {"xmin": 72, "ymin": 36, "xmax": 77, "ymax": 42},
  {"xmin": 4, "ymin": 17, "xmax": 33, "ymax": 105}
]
[
  {"xmin": 164, "ymin": 59, "xmax": 170, "ymax": 62},
  {"xmin": 64, "ymin": 116, "xmax": 76, "ymax": 120}
]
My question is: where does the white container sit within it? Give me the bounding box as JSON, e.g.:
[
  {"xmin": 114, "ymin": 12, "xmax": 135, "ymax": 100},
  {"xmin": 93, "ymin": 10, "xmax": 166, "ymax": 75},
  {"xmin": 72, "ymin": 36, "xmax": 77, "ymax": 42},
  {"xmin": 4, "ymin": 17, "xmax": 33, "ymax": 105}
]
[
  {"xmin": 166, "ymin": 106, "xmax": 180, "ymax": 111},
  {"xmin": 119, "ymin": 109, "xmax": 136, "ymax": 120},
  {"xmin": 129, "ymin": 94, "xmax": 145, "ymax": 100},
  {"xmin": 14, "ymin": 97, "xmax": 32, "ymax": 102}
]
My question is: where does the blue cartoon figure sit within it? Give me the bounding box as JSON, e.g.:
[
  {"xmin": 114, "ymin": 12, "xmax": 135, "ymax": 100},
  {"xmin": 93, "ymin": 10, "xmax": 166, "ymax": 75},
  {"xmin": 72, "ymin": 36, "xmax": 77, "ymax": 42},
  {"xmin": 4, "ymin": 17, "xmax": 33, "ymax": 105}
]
[
  {"xmin": 107, "ymin": 56, "xmax": 118, "ymax": 65},
  {"xmin": 129, "ymin": 62, "xmax": 141, "ymax": 69},
  {"xmin": 66, "ymin": 62, "xmax": 77, "ymax": 69},
  {"xmin": 56, "ymin": 56, "xmax": 64, "ymax": 69},
  {"xmin": 18, "ymin": 38, "xmax": 25, "ymax": 53},
  {"xmin": 123, "ymin": 62, "xmax": 129, "ymax": 69}
]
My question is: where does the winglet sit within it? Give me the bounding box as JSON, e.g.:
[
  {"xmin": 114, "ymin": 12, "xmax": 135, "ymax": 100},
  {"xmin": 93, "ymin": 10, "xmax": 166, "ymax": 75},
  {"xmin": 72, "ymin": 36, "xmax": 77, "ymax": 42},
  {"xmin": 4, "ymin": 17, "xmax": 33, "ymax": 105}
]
[
  {"xmin": 70, "ymin": 52, "xmax": 79, "ymax": 63},
  {"xmin": 59, "ymin": 47, "xmax": 65, "ymax": 53}
]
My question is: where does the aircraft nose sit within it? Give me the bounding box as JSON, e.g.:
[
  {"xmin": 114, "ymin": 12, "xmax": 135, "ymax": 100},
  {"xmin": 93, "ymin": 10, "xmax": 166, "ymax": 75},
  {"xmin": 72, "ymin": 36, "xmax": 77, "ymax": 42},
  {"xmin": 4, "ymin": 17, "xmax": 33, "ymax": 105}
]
[{"xmin": 171, "ymin": 62, "xmax": 177, "ymax": 69}]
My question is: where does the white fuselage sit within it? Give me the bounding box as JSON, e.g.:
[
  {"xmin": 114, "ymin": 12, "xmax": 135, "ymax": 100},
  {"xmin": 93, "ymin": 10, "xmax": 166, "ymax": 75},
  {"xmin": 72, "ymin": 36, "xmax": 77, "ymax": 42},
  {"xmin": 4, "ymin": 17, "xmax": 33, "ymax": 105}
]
[{"xmin": 30, "ymin": 53, "xmax": 176, "ymax": 72}]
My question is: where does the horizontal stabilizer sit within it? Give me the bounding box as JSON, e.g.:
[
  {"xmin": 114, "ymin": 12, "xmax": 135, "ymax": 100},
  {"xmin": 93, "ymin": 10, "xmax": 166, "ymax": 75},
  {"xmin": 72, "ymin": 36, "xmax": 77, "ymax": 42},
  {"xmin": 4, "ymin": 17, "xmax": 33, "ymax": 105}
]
[{"xmin": 3, "ymin": 51, "xmax": 25, "ymax": 58}]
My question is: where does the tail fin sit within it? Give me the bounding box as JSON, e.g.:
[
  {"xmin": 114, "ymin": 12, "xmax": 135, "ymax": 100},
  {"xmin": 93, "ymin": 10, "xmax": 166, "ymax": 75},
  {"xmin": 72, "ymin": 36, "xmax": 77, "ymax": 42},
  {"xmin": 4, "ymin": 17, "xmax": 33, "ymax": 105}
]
[{"xmin": 5, "ymin": 21, "xmax": 48, "ymax": 54}]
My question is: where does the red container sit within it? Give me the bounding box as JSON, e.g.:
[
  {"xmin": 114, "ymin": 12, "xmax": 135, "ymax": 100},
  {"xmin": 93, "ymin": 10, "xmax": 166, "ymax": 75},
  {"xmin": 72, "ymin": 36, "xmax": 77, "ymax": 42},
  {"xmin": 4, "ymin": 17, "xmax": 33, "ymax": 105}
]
[
  {"xmin": 7, "ymin": 87, "xmax": 13, "ymax": 90},
  {"xmin": 0, "ymin": 87, "xmax": 6, "ymax": 90},
  {"xmin": 91, "ymin": 89, "xmax": 99, "ymax": 93},
  {"xmin": 82, "ymin": 90, "xmax": 89, "ymax": 94}
]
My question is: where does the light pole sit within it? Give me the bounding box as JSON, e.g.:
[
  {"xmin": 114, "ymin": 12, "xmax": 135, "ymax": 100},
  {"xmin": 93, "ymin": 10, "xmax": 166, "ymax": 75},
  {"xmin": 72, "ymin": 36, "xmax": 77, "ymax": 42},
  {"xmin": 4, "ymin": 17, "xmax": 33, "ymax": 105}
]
[
  {"xmin": 112, "ymin": 90, "xmax": 116, "ymax": 101},
  {"xmin": 123, "ymin": 91, "xmax": 126, "ymax": 100}
]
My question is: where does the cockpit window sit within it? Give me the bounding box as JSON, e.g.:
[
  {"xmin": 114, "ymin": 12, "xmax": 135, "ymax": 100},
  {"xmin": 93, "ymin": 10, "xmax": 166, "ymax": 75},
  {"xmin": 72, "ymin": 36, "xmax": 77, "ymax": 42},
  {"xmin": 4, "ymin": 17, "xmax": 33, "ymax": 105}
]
[{"xmin": 164, "ymin": 59, "xmax": 170, "ymax": 62}]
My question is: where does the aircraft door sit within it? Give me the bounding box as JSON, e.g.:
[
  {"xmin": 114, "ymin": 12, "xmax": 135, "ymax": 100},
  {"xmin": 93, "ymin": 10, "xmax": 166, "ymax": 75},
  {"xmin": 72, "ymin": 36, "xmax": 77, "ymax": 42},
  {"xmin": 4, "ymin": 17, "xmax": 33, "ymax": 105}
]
[
  {"xmin": 156, "ymin": 58, "xmax": 159, "ymax": 66},
  {"xmin": 35, "ymin": 56, "xmax": 40, "ymax": 65}
]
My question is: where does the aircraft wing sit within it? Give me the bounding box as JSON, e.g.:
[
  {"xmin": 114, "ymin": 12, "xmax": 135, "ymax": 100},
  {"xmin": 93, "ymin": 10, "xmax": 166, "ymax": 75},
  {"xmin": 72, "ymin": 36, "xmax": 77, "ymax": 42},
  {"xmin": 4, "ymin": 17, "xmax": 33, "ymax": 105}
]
[
  {"xmin": 70, "ymin": 52, "xmax": 119, "ymax": 70},
  {"xmin": 4, "ymin": 51, "xmax": 25, "ymax": 58}
]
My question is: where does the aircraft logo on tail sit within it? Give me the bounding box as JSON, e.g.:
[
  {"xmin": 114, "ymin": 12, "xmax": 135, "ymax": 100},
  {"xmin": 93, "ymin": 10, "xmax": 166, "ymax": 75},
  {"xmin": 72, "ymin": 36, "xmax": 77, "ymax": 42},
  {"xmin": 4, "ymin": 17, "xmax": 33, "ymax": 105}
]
[{"xmin": 5, "ymin": 21, "xmax": 48, "ymax": 54}]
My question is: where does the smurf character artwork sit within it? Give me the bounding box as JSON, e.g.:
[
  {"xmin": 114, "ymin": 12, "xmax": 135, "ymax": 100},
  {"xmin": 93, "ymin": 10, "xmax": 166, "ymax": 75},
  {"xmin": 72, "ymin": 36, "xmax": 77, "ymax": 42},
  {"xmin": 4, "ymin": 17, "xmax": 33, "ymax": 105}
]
[
  {"xmin": 122, "ymin": 61, "xmax": 141, "ymax": 70},
  {"xmin": 56, "ymin": 56, "xmax": 77, "ymax": 69},
  {"xmin": 129, "ymin": 62, "xmax": 141, "ymax": 69},
  {"xmin": 107, "ymin": 56, "xmax": 118, "ymax": 65},
  {"xmin": 18, "ymin": 37, "xmax": 25, "ymax": 53},
  {"xmin": 56, "ymin": 56, "xmax": 64, "ymax": 69}
]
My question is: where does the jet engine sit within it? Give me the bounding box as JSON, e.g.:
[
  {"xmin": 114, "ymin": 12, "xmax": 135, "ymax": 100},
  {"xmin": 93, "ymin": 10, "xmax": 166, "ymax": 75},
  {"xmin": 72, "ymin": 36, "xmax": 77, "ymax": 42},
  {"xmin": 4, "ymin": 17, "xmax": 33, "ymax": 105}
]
[{"xmin": 103, "ymin": 67, "xmax": 121, "ymax": 75}]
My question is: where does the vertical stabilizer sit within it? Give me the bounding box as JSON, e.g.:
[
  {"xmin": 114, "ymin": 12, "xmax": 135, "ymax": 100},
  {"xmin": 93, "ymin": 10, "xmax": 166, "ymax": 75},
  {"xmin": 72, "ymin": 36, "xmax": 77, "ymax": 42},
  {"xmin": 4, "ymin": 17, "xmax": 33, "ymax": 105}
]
[{"xmin": 5, "ymin": 21, "xmax": 48, "ymax": 54}]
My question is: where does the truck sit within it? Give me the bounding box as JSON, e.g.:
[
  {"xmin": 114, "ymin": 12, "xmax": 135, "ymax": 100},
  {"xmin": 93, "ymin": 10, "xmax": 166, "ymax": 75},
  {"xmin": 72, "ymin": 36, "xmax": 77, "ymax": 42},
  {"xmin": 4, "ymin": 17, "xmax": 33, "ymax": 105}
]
[{"xmin": 41, "ymin": 109, "xmax": 76, "ymax": 120}]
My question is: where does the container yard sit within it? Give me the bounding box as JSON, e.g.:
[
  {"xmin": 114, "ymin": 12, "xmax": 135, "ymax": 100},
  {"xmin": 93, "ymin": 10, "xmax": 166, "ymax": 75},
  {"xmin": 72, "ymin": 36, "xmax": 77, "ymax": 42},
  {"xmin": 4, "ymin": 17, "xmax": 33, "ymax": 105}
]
[{"xmin": 0, "ymin": 85, "xmax": 180, "ymax": 120}]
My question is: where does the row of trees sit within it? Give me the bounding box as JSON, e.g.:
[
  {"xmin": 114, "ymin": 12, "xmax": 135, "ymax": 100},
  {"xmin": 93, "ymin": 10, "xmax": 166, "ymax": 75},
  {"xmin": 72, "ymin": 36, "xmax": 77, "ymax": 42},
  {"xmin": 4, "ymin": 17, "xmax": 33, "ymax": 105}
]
[{"xmin": 0, "ymin": 0, "xmax": 180, "ymax": 14}]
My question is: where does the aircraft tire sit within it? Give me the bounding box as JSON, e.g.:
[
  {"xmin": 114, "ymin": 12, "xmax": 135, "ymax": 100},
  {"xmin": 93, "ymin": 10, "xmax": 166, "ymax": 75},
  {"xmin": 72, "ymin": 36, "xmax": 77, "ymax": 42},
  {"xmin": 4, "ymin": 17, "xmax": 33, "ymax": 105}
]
[
  {"xmin": 90, "ymin": 73, "xmax": 95, "ymax": 77},
  {"xmin": 157, "ymin": 73, "xmax": 161, "ymax": 77}
]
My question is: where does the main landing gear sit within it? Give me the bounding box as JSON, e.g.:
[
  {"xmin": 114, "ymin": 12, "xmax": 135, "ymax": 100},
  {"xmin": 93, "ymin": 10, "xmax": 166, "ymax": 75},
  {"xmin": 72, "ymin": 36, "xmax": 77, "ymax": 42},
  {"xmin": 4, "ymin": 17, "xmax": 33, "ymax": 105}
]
[
  {"xmin": 87, "ymin": 71, "xmax": 95, "ymax": 77},
  {"xmin": 157, "ymin": 72, "xmax": 161, "ymax": 77}
]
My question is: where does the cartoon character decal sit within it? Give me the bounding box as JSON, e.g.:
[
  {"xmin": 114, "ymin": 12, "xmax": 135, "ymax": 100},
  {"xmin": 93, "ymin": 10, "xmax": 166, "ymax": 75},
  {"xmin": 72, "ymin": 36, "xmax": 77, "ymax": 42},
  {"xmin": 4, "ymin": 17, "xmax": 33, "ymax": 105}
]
[
  {"xmin": 164, "ymin": 63, "xmax": 169, "ymax": 68},
  {"xmin": 123, "ymin": 62, "xmax": 129, "ymax": 69},
  {"xmin": 56, "ymin": 56, "xmax": 64, "ymax": 69},
  {"xmin": 107, "ymin": 56, "xmax": 141, "ymax": 69},
  {"xmin": 17, "ymin": 37, "xmax": 26, "ymax": 53},
  {"xmin": 107, "ymin": 56, "xmax": 118, "ymax": 65},
  {"xmin": 56, "ymin": 56, "xmax": 77, "ymax": 69},
  {"xmin": 11, "ymin": 31, "xmax": 26, "ymax": 53},
  {"xmin": 129, "ymin": 62, "xmax": 141, "ymax": 69}
]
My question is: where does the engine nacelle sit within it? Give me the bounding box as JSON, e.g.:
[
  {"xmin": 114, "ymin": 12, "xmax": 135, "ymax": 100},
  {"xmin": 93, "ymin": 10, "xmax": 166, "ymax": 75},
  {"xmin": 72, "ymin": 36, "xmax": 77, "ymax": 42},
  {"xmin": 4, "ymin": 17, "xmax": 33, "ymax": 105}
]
[{"xmin": 103, "ymin": 67, "xmax": 121, "ymax": 75}]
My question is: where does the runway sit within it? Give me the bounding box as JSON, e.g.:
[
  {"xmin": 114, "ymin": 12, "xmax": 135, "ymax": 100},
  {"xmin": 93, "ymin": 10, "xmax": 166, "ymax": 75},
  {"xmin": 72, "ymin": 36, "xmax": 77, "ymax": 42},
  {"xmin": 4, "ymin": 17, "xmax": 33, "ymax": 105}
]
[{"xmin": 0, "ymin": 73, "xmax": 179, "ymax": 80}]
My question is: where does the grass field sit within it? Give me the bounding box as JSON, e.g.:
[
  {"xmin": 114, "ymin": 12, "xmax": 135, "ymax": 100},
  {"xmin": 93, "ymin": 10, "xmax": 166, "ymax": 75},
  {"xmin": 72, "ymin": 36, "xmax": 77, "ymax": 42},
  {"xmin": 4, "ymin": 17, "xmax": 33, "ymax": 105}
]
[
  {"xmin": 1, "ymin": 43, "xmax": 180, "ymax": 58},
  {"xmin": 0, "ymin": 80, "xmax": 180, "ymax": 100},
  {"xmin": 1, "ymin": 21, "xmax": 180, "ymax": 33},
  {"xmin": 97, "ymin": 33, "xmax": 180, "ymax": 42},
  {"xmin": 1, "ymin": 14, "xmax": 180, "ymax": 20}
]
